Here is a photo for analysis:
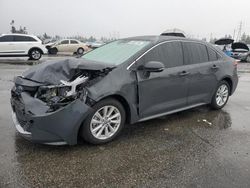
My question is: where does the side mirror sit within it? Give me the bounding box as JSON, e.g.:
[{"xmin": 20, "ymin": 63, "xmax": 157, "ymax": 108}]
[{"xmin": 141, "ymin": 61, "xmax": 165, "ymax": 72}]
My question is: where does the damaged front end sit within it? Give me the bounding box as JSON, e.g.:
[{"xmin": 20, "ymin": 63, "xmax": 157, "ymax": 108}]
[
  {"xmin": 10, "ymin": 59, "xmax": 114, "ymax": 145},
  {"xmin": 35, "ymin": 75, "xmax": 89, "ymax": 112}
]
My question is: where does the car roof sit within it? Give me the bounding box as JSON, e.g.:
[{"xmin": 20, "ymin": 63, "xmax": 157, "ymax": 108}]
[
  {"xmin": 60, "ymin": 39, "xmax": 80, "ymax": 41},
  {"xmin": 122, "ymin": 35, "xmax": 224, "ymax": 57},
  {"xmin": 1, "ymin": 33, "xmax": 36, "ymax": 37},
  {"xmin": 122, "ymin": 35, "xmax": 207, "ymax": 45}
]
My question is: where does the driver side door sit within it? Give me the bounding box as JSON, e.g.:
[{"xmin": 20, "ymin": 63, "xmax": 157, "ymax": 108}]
[{"xmin": 136, "ymin": 41, "xmax": 189, "ymax": 119}]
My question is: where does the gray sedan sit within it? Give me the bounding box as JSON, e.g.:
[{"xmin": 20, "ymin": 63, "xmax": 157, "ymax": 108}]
[{"xmin": 11, "ymin": 36, "xmax": 238, "ymax": 145}]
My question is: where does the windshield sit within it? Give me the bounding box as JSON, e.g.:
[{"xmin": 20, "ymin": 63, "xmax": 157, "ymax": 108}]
[{"xmin": 82, "ymin": 40, "xmax": 151, "ymax": 65}]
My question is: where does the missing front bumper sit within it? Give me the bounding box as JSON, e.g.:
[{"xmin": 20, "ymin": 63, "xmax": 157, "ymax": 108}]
[
  {"xmin": 11, "ymin": 95, "xmax": 92, "ymax": 145},
  {"xmin": 12, "ymin": 111, "xmax": 32, "ymax": 139}
]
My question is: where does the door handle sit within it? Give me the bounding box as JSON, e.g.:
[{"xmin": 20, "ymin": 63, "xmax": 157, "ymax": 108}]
[
  {"xmin": 211, "ymin": 65, "xmax": 219, "ymax": 70},
  {"xmin": 179, "ymin": 71, "xmax": 190, "ymax": 76}
]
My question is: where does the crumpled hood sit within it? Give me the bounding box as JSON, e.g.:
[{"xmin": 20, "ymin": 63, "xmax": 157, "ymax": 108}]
[{"xmin": 22, "ymin": 58, "xmax": 114, "ymax": 85}]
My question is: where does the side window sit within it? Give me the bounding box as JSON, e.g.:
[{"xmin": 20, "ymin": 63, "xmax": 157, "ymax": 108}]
[
  {"xmin": 71, "ymin": 40, "xmax": 79, "ymax": 44},
  {"xmin": 207, "ymin": 47, "xmax": 219, "ymax": 61},
  {"xmin": 0, "ymin": 35, "xmax": 14, "ymax": 42},
  {"xmin": 14, "ymin": 36, "xmax": 37, "ymax": 42},
  {"xmin": 60, "ymin": 40, "xmax": 69, "ymax": 44},
  {"xmin": 182, "ymin": 42, "xmax": 209, "ymax": 65},
  {"xmin": 24, "ymin": 36, "xmax": 37, "ymax": 41},
  {"xmin": 142, "ymin": 42, "xmax": 184, "ymax": 68}
]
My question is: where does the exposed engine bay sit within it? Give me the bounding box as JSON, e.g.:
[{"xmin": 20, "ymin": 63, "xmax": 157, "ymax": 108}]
[{"xmin": 35, "ymin": 75, "xmax": 89, "ymax": 111}]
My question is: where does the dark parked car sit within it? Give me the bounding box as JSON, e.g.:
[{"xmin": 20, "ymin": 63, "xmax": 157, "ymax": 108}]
[
  {"xmin": 231, "ymin": 42, "xmax": 250, "ymax": 62},
  {"xmin": 11, "ymin": 36, "xmax": 238, "ymax": 145},
  {"xmin": 214, "ymin": 38, "xmax": 250, "ymax": 62},
  {"xmin": 161, "ymin": 28, "xmax": 186, "ymax": 37}
]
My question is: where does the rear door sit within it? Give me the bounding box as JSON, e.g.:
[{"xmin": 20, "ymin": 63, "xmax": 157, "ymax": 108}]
[
  {"xmin": 182, "ymin": 42, "xmax": 219, "ymax": 105},
  {"xmin": 137, "ymin": 41, "xmax": 189, "ymax": 119},
  {"xmin": 70, "ymin": 40, "xmax": 79, "ymax": 52},
  {"xmin": 13, "ymin": 35, "xmax": 38, "ymax": 55}
]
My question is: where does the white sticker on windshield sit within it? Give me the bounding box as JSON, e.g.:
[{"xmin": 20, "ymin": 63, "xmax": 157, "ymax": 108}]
[{"xmin": 127, "ymin": 41, "xmax": 148, "ymax": 46}]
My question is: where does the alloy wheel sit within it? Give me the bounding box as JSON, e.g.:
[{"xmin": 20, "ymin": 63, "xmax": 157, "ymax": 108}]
[
  {"xmin": 31, "ymin": 50, "xmax": 41, "ymax": 60},
  {"xmin": 90, "ymin": 105, "xmax": 121, "ymax": 140},
  {"xmin": 77, "ymin": 48, "xmax": 84, "ymax": 55},
  {"xmin": 216, "ymin": 84, "xmax": 229, "ymax": 106}
]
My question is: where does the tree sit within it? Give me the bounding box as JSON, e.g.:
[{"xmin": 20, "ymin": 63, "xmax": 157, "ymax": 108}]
[
  {"xmin": 202, "ymin": 38, "xmax": 207, "ymax": 42},
  {"xmin": 88, "ymin": 36, "xmax": 96, "ymax": 42},
  {"xmin": 224, "ymin": 34, "xmax": 232, "ymax": 39},
  {"xmin": 43, "ymin": 33, "xmax": 51, "ymax": 39},
  {"xmin": 240, "ymin": 33, "xmax": 250, "ymax": 44},
  {"xmin": 209, "ymin": 37, "xmax": 217, "ymax": 44},
  {"xmin": 10, "ymin": 20, "xmax": 27, "ymax": 34},
  {"xmin": 11, "ymin": 26, "xmax": 16, "ymax": 33}
]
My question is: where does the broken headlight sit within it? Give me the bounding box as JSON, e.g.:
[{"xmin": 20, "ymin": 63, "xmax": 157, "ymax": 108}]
[
  {"xmin": 37, "ymin": 85, "xmax": 71, "ymax": 102},
  {"xmin": 36, "ymin": 75, "xmax": 89, "ymax": 105}
]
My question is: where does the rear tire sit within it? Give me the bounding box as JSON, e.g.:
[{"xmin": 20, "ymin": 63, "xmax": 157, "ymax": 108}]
[
  {"xmin": 210, "ymin": 80, "xmax": 230, "ymax": 110},
  {"xmin": 29, "ymin": 48, "xmax": 42, "ymax": 60},
  {"xmin": 80, "ymin": 98, "xmax": 126, "ymax": 144}
]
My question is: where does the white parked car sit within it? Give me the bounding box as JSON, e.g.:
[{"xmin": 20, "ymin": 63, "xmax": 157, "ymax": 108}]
[
  {"xmin": 46, "ymin": 39, "xmax": 89, "ymax": 55},
  {"xmin": 85, "ymin": 41, "xmax": 105, "ymax": 49},
  {"xmin": 0, "ymin": 34, "xmax": 47, "ymax": 60}
]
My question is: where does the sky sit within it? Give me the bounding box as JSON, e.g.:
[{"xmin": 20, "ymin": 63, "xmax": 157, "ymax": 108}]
[{"xmin": 0, "ymin": 0, "xmax": 250, "ymax": 40}]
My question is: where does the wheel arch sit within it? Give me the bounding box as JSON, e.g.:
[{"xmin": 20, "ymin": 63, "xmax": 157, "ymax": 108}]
[
  {"xmin": 76, "ymin": 47, "xmax": 85, "ymax": 54},
  {"xmin": 220, "ymin": 76, "xmax": 233, "ymax": 95},
  {"xmin": 77, "ymin": 94, "xmax": 132, "ymax": 144},
  {"xmin": 28, "ymin": 47, "xmax": 44, "ymax": 55},
  {"xmin": 96, "ymin": 94, "xmax": 131, "ymax": 124}
]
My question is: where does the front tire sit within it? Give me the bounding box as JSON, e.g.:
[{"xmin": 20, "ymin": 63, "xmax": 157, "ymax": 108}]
[
  {"xmin": 49, "ymin": 47, "xmax": 58, "ymax": 55},
  {"xmin": 29, "ymin": 49, "xmax": 42, "ymax": 60},
  {"xmin": 77, "ymin": 48, "xmax": 84, "ymax": 55},
  {"xmin": 210, "ymin": 80, "xmax": 230, "ymax": 110},
  {"xmin": 80, "ymin": 98, "xmax": 126, "ymax": 144}
]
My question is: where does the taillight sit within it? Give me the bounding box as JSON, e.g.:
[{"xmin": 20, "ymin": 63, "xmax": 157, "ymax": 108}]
[{"xmin": 233, "ymin": 60, "xmax": 238, "ymax": 67}]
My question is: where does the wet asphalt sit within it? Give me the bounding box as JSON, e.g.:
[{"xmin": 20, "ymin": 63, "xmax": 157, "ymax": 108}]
[{"xmin": 0, "ymin": 62, "xmax": 250, "ymax": 188}]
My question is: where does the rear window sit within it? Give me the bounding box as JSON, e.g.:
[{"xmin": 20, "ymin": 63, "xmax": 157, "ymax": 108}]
[
  {"xmin": 0, "ymin": 35, "xmax": 14, "ymax": 42},
  {"xmin": 182, "ymin": 42, "xmax": 209, "ymax": 65},
  {"xmin": 71, "ymin": 40, "xmax": 79, "ymax": 44},
  {"xmin": 14, "ymin": 36, "xmax": 37, "ymax": 42},
  {"xmin": 207, "ymin": 47, "xmax": 218, "ymax": 61}
]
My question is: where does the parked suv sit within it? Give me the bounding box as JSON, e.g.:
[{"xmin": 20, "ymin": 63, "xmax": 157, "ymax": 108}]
[
  {"xmin": 0, "ymin": 34, "xmax": 47, "ymax": 60},
  {"xmin": 11, "ymin": 36, "xmax": 238, "ymax": 145}
]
